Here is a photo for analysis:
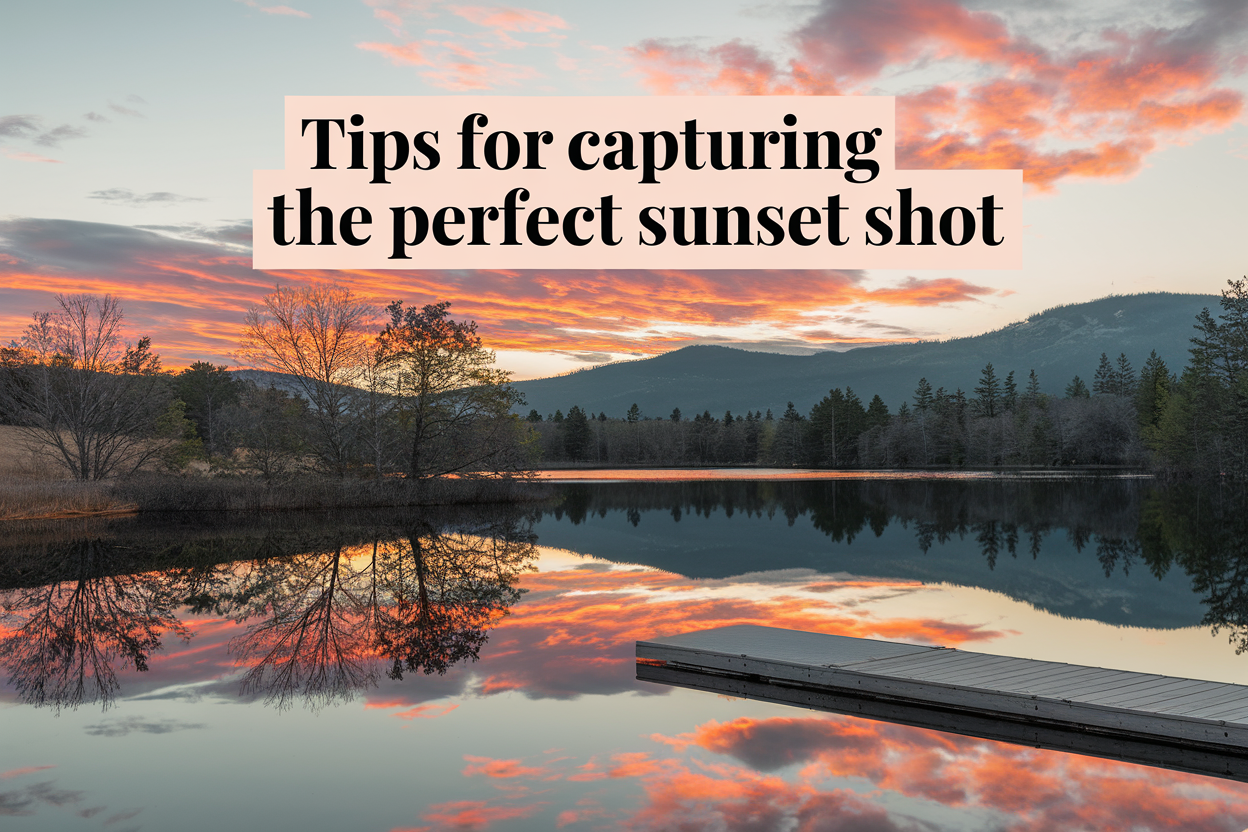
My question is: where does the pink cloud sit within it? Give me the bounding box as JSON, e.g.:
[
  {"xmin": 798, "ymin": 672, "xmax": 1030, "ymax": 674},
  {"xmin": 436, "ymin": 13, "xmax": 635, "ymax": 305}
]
[
  {"xmin": 261, "ymin": 5, "xmax": 310, "ymax": 17},
  {"xmin": 357, "ymin": 40, "xmax": 428, "ymax": 65},
  {"xmin": 629, "ymin": 0, "xmax": 1247, "ymax": 190},
  {"xmin": 0, "ymin": 765, "xmax": 56, "ymax": 779},
  {"xmin": 452, "ymin": 6, "xmax": 568, "ymax": 34},
  {"xmin": 2, "ymin": 147, "xmax": 62, "ymax": 163}
]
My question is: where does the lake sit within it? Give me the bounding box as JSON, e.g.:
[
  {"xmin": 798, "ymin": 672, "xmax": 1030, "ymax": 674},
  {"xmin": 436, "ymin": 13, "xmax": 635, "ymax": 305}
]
[{"xmin": 2, "ymin": 472, "xmax": 1247, "ymax": 831}]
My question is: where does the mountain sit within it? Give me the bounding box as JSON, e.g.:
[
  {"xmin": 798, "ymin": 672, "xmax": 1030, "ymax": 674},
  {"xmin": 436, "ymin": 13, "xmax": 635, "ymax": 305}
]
[{"xmin": 513, "ymin": 292, "xmax": 1217, "ymax": 417}]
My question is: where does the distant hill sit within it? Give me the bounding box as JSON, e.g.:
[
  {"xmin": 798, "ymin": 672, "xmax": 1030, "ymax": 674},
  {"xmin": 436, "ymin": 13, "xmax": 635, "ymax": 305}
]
[{"xmin": 513, "ymin": 292, "xmax": 1217, "ymax": 417}]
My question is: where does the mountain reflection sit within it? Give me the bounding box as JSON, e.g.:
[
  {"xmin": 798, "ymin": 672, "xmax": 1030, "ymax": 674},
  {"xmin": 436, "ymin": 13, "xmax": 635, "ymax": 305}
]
[{"xmin": 0, "ymin": 508, "xmax": 535, "ymax": 710}]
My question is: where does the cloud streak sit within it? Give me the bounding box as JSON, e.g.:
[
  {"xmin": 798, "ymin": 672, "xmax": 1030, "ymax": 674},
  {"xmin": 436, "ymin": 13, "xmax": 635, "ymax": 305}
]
[{"xmin": 0, "ymin": 218, "xmax": 993, "ymax": 367}]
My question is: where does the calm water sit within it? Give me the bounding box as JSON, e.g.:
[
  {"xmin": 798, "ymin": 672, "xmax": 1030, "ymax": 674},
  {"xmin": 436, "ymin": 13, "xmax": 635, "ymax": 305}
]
[{"xmin": 3, "ymin": 474, "xmax": 1248, "ymax": 831}]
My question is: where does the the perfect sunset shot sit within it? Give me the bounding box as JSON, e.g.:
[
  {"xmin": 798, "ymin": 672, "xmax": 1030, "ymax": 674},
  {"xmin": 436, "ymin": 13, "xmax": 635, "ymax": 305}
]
[{"xmin": 2, "ymin": 2, "xmax": 1248, "ymax": 831}]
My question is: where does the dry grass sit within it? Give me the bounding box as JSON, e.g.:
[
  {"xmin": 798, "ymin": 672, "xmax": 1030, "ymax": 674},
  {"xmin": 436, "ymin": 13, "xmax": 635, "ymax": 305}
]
[
  {"xmin": 0, "ymin": 426, "xmax": 546, "ymax": 519},
  {"xmin": 0, "ymin": 481, "xmax": 135, "ymax": 521},
  {"xmin": 0, "ymin": 425, "xmax": 71, "ymax": 482},
  {"xmin": 0, "ymin": 427, "xmax": 132, "ymax": 520}
]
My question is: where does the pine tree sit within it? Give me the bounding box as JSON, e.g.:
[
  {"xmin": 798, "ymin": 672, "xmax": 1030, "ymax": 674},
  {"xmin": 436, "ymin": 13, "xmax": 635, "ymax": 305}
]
[
  {"xmin": 866, "ymin": 394, "xmax": 890, "ymax": 428},
  {"xmin": 562, "ymin": 405, "xmax": 592, "ymax": 460},
  {"xmin": 1135, "ymin": 350, "xmax": 1170, "ymax": 441},
  {"xmin": 1026, "ymin": 369, "xmax": 1041, "ymax": 400},
  {"xmin": 670, "ymin": 407, "xmax": 682, "ymax": 422},
  {"xmin": 626, "ymin": 403, "xmax": 641, "ymax": 422},
  {"xmin": 1065, "ymin": 376, "xmax": 1090, "ymax": 399},
  {"xmin": 1115, "ymin": 353, "xmax": 1136, "ymax": 397},
  {"xmin": 974, "ymin": 363, "xmax": 1001, "ymax": 417},
  {"xmin": 1093, "ymin": 353, "xmax": 1114, "ymax": 395},
  {"xmin": 1003, "ymin": 370, "xmax": 1018, "ymax": 412},
  {"xmin": 913, "ymin": 377, "xmax": 934, "ymax": 411}
]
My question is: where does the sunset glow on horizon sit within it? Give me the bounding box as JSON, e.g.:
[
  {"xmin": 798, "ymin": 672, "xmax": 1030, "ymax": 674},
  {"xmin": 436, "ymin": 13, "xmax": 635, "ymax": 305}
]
[{"xmin": 2, "ymin": 0, "xmax": 1245, "ymax": 379}]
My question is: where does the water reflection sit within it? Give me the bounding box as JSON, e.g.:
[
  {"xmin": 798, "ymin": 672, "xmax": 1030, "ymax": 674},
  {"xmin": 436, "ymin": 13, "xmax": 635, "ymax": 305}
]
[
  {"xmin": 533, "ymin": 478, "xmax": 1248, "ymax": 644},
  {"xmin": 3, "ymin": 478, "xmax": 1248, "ymax": 717},
  {"xmin": 0, "ymin": 538, "xmax": 188, "ymax": 711},
  {"xmin": 0, "ymin": 507, "xmax": 536, "ymax": 710}
]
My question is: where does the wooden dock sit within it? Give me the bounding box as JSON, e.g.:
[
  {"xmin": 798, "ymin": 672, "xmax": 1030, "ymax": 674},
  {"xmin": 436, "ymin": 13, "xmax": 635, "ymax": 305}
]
[{"xmin": 636, "ymin": 625, "xmax": 1248, "ymax": 782}]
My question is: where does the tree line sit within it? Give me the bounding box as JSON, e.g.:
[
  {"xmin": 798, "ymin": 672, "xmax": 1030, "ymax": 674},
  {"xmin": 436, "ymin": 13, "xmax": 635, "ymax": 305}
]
[
  {"xmin": 0, "ymin": 287, "xmax": 532, "ymax": 481},
  {"xmin": 531, "ymin": 278, "xmax": 1248, "ymax": 477}
]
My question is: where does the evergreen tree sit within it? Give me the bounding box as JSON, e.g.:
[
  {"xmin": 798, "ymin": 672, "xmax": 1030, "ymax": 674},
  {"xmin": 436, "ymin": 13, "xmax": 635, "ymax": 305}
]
[
  {"xmin": 866, "ymin": 394, "xmax": 890, "ymax": 429},
  {"xmin": 669, "ymin": 407, "xmax": 682, "ymax": 422},
  {"xmin": 174, "ymin": 361, "xmax": 241, "ymax": 457},
  {"xmin": 774, "ymin": 401, "xmax": 805, "ymax": 466},
  {"xmin": 1093, "ymin": 353, "xmax": 1114, "ymax": 395},
  {"xmin": 1115, "ymin": 353, "xmax": 1136, "ymax": 397},
  {"xmin": 526, "ymin": 409, "xmax": 542, "ymax": 422},
  {"xmin": 1003, "ymin": 370, "xmax": 1017, "ymax": 412},
  {"xmin": 626, "ymin": 403, "xmax": 641, "ymax": 422},
  {"xmin": 1135, "ymin": 350, "xmax": 1170, "ymax": 440},
  {"xmin": 974, "ymin": 363, "xmax": 1001, "ymax": 417},
  {"xmin": 1065, "ymin": 376, "xmax": 1090, "ymax": 399},
  {"xmin": 913, "ymin": 377, "xmax": 934, "ymax": 411},
  {"xmin": 1026, "ymin": 369, "xmax": 1042, "ymax": 400},
  {"xmin": 562, "ymin": 405, "xmax": 593, "ymax": 460}
]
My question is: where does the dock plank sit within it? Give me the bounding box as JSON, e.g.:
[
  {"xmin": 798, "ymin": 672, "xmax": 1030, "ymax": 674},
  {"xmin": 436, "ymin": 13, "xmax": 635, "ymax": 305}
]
[{"xmin": 636, "ymin": 624, "xmax": 1248, "ymax": 782}]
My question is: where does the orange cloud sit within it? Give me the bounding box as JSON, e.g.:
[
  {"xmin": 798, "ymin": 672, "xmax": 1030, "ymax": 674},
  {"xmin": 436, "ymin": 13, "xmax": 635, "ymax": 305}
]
[
  {"xmin": 443, "ymin": 713, "xmax": 1248, "ymax": 831},
  {"xmin": 462, "ymin": 756, "xmax": 552, "ymax": 780},
  {"xmin": 0, "ymin": 219, "xmax": 993, "ymax": 367},
  {"xmin": 644, "ymin": 714, "xmax": 1248, "ymax": 831},
  {"xmin": 630, "ymin": 0, "xmax": 1247, "ymax": 190},
  {"xmin": 418, "ymin": 798, "xmax": 545, "ymax": 831}
]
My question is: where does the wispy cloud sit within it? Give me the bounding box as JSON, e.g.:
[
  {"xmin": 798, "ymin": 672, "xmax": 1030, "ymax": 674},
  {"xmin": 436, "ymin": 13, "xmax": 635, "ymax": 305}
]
[
  {"xmin": 237, "ymin": 0, "xmax": 311, "ymax": 17},
  {"xmin": 82, "ymin": 718, "xmax": 206, "ymax": 737},
  {"xmin": 89, "ymin": 188, "xmax": 205, "ymax": 206},
  {"xmin": 1, "ymin": 148, "xmax": 62, "ymax": 164},
  {"xmin": 0, "ymin": 115, "xmax": 88, "ymax": 148},
  {"xmin": 356, "ymin": 2, "xmax": 570, "ymax": 90},
  {"xmin": 0, "ymin": 767, "xmax": 55, "ymax": 781},
  {"xmin": 106, "ymin": 101, "xmax": 144, "ymax": 119}
]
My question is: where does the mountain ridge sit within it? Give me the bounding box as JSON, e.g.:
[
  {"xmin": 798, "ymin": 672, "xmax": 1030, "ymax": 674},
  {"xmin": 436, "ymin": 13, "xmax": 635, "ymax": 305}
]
[{"xmin": 513, "ymin": 292, "xmax": 1218, "ymax": 417}]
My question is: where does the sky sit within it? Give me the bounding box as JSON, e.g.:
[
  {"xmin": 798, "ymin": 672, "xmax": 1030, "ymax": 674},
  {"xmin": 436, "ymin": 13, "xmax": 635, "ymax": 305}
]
[{"xmin": 1, "ymin": 0, "xmax": 1245, "ymax": 379}]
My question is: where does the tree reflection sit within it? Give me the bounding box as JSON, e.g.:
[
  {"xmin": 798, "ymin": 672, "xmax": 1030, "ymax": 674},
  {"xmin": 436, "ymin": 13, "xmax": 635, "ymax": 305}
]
[
  {"xmin": 1139, "ymin": 485, "xmax": 1248, "ymax": 653},
  {"xmin": 228, "ymin": 517, "xmax": 534, "ymax": 709},
  {"xmin": 0, "ymin": 510, "xmax": 536, "ymax": 710},
  {"xmin": 0, "ymin": 538, "xmax": 189, "ymax": 711}
]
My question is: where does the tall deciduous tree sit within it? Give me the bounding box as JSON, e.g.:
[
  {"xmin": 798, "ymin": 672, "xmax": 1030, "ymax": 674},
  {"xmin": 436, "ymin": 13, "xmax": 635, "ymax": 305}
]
[
  {"xmin": 0, "ymin": 294, "xmax": 172, "ymax": 480},
  {"xmin": 237, "ymin": 284, "xmax": 375, "ymax": 475},
  {"xmin": 375, "ymin": 301, "xmax": 526, "ymax": 479}
]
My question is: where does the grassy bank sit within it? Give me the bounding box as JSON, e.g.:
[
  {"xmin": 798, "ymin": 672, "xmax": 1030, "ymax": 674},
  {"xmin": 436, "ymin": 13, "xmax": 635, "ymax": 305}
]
[
  {"xmin": 0, "ymin": 425, "xmax": 545, "ymax": 520},
  {"xmin": 0, "ymin": 473, "xmax": 546, "ymax": 521}
]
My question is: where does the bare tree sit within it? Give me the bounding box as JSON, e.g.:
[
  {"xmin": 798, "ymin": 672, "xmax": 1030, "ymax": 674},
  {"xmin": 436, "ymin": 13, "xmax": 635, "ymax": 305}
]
[
  {"xmin": 236, "ymin": 284, "xmax": 375, "ymax": 475},
  {"xmin": 0, "ymin": 294, "xmax": 172, "ymax": 480}
]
